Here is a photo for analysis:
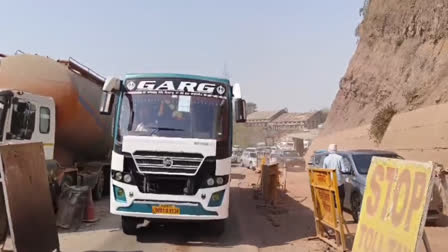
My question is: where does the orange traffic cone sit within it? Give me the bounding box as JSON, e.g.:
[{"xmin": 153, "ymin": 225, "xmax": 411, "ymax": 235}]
[{"xmin": 83, "ymin": 189, "xmax": 99, "ymax": 223}]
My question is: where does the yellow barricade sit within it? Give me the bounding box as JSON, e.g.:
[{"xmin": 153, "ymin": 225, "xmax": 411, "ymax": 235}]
[{"xmin": 308, "ymin": 167, "xmax": 347, "ymax": 251}]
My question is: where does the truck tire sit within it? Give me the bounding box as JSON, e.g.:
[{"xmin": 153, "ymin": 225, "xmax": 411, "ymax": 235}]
[
  {"xmin": 122, "ymin": 216, "xmax": 142, "ymax": 235},
  {"xmin": 92, "ymin": 169, "xmax": 105, "ymax": 201}
]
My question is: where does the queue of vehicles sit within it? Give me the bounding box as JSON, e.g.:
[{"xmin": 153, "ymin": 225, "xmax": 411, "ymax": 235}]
[{"xmin": 231, "ymin": 144, "xmax": 302, "ymax": 170}]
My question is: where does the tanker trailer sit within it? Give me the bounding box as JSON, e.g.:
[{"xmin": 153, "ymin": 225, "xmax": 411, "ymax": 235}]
[{"xmin": 0, "ymin": 53, "xmax": 113, "ymax": 200}]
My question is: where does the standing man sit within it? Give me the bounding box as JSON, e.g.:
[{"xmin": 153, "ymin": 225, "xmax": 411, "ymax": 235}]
[{"xmin": 323, "ymin": 144, "xmax": 348, "ymax": 206}]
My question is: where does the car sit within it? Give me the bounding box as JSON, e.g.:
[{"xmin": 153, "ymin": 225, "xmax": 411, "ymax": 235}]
[
  {"xmin": 310, "ymin": 149, "xmax": 403, "ymax": 222},
  {"xmin": 270, "ymin": 150, "xmax": 283, "ymax": 164},
  {"xmin": 231, "ymin": 148, "xmax": 243, "ymax": 165},
  {"xmin": 245, "ymin": 147, "xmax": 257, "ymax": 152},
  {"xmin": 281, "ymin": 150, "xmax": 302, "ymax": 168},
  {"xmin": 241, "ymin": 150, "xmax": 258, "ymax": 170}
]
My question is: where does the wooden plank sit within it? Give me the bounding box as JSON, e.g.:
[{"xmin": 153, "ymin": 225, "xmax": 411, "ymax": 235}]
[{"xmin": 0, "ymin": 143, "xmax": 59, "ymax": 252}]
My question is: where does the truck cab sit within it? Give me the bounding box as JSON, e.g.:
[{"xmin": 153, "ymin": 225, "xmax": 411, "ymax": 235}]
[
  {"xmin": 0, "ymin": 90, "xmax": 56, "ymax": 159},
  {"xmin": 100, "ymin": 73, "xmax": 247, "ymax": 235}
]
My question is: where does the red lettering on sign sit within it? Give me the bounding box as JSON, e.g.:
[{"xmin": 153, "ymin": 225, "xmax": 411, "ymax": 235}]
[
  {"xmin": 391, "ymin": 170, "xmax": 411, "ymax": 227},
  {"xmin": 381, "ymin": 167, "xmax": 397, "ymax": 219},
  {"xmin": 404, "ymin": 171, "xmax": 427, "ymax": 231},
  {"xmin": 367, "ymin": 165, "xmax": 384, "ymax": 216}
]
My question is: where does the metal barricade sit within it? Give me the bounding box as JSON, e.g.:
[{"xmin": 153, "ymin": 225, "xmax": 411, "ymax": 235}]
[{"xmin": 308, "ymin": 167, "xmax": 347, "ymax": 251}]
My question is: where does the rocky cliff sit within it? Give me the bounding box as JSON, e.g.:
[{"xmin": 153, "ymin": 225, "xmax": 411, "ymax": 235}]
[
  {"xmin": 308, "ymin": 0, "xmax": 448, "ymax": 167},
  {"xmin": 323, "ymin": 0, "xmax": 448, "ymax": 134}
]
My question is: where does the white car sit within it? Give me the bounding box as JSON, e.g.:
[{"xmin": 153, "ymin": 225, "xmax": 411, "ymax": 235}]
[{"xmin": 241, "ymin": 151, "xmax": 257, "ymax": 170}]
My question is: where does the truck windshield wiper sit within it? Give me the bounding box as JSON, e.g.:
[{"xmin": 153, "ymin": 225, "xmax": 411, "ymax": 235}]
[{"xmin": 148, "ymin": 127, "xmax": 184, "ymax": 136}]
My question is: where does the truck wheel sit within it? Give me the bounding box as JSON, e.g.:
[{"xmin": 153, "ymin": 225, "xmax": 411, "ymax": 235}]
[
  {"xmin": 351, "ymin": 193, "xmax": 362, "ymax": 223},
  {"xmin": 122, "ymin": 216, "xmax": 142, "ymax": 235},
  {"xmin": 92, "ymin": 169, "xmax": 105, "ymax": 201}
]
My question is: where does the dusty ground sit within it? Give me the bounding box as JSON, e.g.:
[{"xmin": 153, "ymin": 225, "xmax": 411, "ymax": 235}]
[
  {"xmin": 59, "ymin": 166, "xmax": 448, "ymax": 252},
  {"xmin": 59, "ymin": 167, "xmax": 331, "ymax": 252}
]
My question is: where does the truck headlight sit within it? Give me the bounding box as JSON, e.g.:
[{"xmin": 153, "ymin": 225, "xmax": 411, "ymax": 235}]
[
  {"xmin": 123, "ymin": 174, "xmax": 132, "ymax": 183},
  {"xmin": 115, "ymin": 172, "xmax": 123, "ymax": 181},
  {"xmin": 206, "ymin": 178, "xmax": 215, "ymax": 186},
  {"xmin": 216, "ymin": 177, "xmax": 224, "ymax": 185}
]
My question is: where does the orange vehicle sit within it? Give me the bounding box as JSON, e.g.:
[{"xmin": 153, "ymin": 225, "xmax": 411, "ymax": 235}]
[{"xmin": 0, "ymin": 53, "xmax": 113, "ymax": 200}]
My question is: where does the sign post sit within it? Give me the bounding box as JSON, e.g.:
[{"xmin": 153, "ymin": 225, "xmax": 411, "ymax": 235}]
[
  {"xmin": 308, "ymin": 167, "xmax": 347, "ymax": 251},
  {"xmin": 352, "ymin": 157, "xmax": 435, "ymax": 252}
]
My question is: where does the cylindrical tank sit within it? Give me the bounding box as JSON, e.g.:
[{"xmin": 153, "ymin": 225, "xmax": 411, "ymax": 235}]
[{"xmin": 0, "ymin": 54, "xmax": 113, "ymax": 165}]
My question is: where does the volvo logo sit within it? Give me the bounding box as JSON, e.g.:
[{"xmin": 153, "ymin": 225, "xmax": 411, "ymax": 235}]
[{"xmin": 163, "ymin": 157, "xmax": 174, "ymax": 168}]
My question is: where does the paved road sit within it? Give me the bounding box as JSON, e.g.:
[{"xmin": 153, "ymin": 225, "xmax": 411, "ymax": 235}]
[{"xmin": 59, "ymin": 167, "xmax": 328, "ymax": 252}]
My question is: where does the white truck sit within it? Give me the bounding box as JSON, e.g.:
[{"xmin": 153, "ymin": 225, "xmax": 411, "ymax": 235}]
[{"xmin": 99, "ymin": 73, "xmax": 247, "ymax": 235}]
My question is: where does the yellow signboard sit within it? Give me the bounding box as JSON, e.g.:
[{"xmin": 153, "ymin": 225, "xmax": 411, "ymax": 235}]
[{"xmin": 352, "ymin": 157, "xmax": 434, "ymax": 252}]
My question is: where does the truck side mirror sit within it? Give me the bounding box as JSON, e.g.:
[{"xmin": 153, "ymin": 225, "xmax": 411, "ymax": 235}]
[
  {"xmin": 234, "ymin": 98, "xmax": 247, "ymax": 123},
  {"xmin": 100, "ymin": 92, "xmax": 115, "ymax": 115}
]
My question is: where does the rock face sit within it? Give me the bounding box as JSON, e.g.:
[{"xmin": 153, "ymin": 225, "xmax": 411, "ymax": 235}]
[
  {"xmin": 307, "ymin": 0, "xmax": 448, "ymax": 167},
  {"xmin": 323, "ymin": 0, "xmax": 448, "ymax": 135}
]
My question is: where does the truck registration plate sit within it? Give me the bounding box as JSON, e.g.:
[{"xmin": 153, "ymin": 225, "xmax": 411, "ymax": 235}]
[{"xmin": 152, "ymin": 205, "xmax": 181, "ymax": 215}]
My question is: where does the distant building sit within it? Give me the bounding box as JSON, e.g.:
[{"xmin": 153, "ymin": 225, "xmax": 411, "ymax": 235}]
[
  {"xmin": 269, "ymin": 111, "xmax": 327, "ymax": 131},
  {"xmin": 246, "ymin": 108, "xmax": 287, "ymax": 127},
  {"xmin": 246, "ymin": 102, "xmax": 257, "ymax": 115}
]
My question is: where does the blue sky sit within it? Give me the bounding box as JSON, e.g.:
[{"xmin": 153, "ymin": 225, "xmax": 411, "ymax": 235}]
[{"xmin": 0, "ymin": 0, "xmax": 363, "ymax": 112}]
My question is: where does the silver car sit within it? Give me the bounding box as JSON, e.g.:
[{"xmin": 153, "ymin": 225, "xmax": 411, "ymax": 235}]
[
  {"xmin": 311, "ymin": 149, "xmax": 403, "ymax": 222},
  {"xmin": 241, "ymin": 151, "xmax": 257, "ymax": 170}
]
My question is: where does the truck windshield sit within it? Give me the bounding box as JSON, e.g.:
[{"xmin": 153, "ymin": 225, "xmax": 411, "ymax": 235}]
[
  {"xmin": 352, "ymin": 154, "xmax": 402, "ymax": 174},
  {"xmin": 117, "ymin": 93, "xmax": 229, "ymax": 141}
]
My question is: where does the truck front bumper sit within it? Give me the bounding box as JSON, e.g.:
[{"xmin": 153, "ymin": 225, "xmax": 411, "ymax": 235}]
[{"xmin": 110, "ymin": 180, "xmax": 230, "ymax": 221}]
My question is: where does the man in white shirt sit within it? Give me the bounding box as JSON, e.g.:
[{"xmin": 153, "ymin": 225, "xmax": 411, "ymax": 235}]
[{"xmin": 323, "ymin": 144, "xmax": 348, "ymax": 207}]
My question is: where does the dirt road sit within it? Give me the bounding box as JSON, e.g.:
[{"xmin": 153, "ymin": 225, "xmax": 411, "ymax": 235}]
[
  {"xmin": 59, "ymin": 166, "xmax": 448, "ymax": 252},
  {"xmin": 59, "ymin": 167, "xmax": 330, "ymax": 252}
]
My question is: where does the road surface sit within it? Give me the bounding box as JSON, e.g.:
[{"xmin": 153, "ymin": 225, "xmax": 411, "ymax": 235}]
[
  {"xmin": 59, "ymin": 165, "xmax": 448, "ymax": 252},
  {"xmin": 59, "ymin": 166, "xmax": 330, "ymax": 252}
]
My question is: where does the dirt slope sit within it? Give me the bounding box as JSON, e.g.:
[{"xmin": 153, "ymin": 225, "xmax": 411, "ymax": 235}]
[{"xmin": 323, "ymin": 0, "xmax": 448, "ymax": 135}]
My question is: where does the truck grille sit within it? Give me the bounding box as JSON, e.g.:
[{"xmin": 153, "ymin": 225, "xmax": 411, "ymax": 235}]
[{"xmin": 132, "ymin": 151, "xmax": 204, "ymax": 175}]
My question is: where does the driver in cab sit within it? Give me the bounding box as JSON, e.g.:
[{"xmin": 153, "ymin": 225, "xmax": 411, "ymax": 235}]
[{"xmin": 135, "ymin": 98, "xmax": 188, "ymax": 133}]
